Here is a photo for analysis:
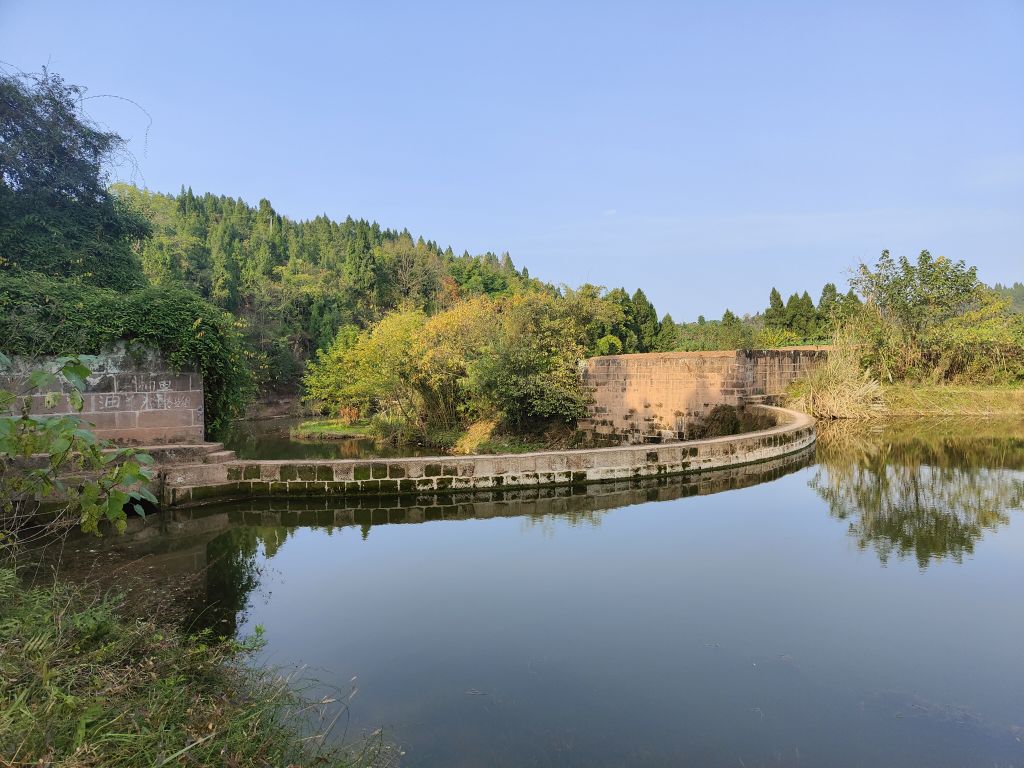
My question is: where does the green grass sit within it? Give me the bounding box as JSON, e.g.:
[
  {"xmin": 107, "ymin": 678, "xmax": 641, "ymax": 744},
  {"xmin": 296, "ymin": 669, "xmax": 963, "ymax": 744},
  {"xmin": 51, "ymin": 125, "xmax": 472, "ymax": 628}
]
[
  {"xmin": 881, "ymin": 384, "xmax": 1024, "ymax": 416},
  {"xmin": 0, "ymin": 567, "xmax": 396, "ymax": 768},
  {"xmin": 290, "ymin": 419, "xmax": 373, "ymax": 440},
  {"xmin": 474, "ymin": 436, "xmax": 549, "ymax": 454}
]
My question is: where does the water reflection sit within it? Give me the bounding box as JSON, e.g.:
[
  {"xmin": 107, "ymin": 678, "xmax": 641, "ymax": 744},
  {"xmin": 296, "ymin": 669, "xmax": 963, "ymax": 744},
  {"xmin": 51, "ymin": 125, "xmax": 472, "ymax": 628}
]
[
  {"xmin": 35, "ymin": 425, "xmax": 1024, "ymax": 766},
  {"xmin": 48, "ymin": 448, "xmax": 815, "ymax": 633},
  {"xmin": 813, "ymin": 420, "xmax": 1024, "ymax": 568},
  {"xmin": 221, "ymin": 417, "xmax": 436, "ymax": 460}
]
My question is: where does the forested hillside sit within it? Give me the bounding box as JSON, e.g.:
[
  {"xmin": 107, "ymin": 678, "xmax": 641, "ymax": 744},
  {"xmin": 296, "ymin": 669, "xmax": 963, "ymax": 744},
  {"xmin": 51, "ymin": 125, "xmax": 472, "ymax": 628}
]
[
  {"xmin": 0, "ymin": 68, "xmax": 674, "ymax": 439},
  {"xmin": 113, "ymin": 184, "xmax": 549, "ymax": 390},
  {"xmin": 994, "ymin": 282, "xmax": 1024, "ymax": 313}
]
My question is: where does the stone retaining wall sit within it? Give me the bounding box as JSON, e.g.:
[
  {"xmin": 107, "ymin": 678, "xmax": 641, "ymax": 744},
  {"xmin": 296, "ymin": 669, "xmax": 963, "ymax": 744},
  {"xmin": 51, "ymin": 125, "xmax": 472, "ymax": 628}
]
[
  {"xmin": 0, "ymin": 343, "xmax": 204, "ymax": 445},
  {"xmin": 162, "ymin": 405, "xmax": 815, "ymax": 507},
  {"xmin": 579, "ymin": 347, "xmax": 828, "ymax": 443}
]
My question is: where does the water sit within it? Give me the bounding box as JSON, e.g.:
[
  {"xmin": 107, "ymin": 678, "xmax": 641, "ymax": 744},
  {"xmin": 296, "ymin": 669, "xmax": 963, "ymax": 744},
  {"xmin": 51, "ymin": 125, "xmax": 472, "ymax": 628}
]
[
  {"xmin": 221, "ymin": 417, "xmax": 436, "ymax": 460},
  {"xmin": 53, "ymin": 419, "xmax": 1024, "ymax": 766}
]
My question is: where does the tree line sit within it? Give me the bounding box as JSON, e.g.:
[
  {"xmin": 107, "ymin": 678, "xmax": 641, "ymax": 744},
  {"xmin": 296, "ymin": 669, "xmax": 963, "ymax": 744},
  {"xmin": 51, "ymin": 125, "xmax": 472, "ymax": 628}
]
[{"xmin": 1, "ymin": 67, "xmax": 1020, "ymax": 441}]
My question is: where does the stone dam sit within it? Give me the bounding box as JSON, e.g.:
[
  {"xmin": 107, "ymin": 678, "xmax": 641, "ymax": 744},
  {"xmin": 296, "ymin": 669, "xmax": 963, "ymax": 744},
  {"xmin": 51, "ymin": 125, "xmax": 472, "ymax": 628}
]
[
  {"xmin": 579, "ymin": 347, "xmax": 828, "ymax": 443},
  {"xmin": 4, "ymin": 346, "xmax": 827, "ymax": 507}
]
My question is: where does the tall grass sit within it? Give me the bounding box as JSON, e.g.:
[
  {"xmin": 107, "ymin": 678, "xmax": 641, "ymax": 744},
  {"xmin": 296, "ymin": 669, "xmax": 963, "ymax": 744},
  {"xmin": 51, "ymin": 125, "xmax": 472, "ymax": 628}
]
[
  {"xmin": 785, "ymin": 331, "xmax": 884, "ymax": 419},
  {"xmin": 0, "ymin": 567, "xmax": 398, "ymax": 768}
]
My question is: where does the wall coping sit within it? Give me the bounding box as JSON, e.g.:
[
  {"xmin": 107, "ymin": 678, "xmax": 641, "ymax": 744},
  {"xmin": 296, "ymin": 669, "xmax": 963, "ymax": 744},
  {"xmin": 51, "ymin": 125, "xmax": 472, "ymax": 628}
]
[{"xmin": 585, "ymin": 346, "xmax": 833, "ymax": 363}]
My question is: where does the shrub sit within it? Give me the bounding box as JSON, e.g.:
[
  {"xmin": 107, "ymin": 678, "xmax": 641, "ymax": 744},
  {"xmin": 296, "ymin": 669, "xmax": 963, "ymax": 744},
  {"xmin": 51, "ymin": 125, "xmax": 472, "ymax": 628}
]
[{"xmin": 0, "ymin": 272, "xmax": 254, "ymax": 435}]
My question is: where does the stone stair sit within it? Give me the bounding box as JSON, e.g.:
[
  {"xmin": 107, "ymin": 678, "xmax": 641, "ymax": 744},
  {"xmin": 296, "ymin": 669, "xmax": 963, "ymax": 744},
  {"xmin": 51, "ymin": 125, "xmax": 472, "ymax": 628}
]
[{"xmin": 203, "ymin": 449, "xmax": 236, "ymax": 464}]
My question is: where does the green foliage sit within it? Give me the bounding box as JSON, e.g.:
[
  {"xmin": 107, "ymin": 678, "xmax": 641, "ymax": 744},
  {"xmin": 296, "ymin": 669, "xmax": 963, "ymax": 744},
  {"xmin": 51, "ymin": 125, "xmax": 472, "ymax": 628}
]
[
  {"xmin": 0, "ymin": 272, "xmax": 254, "ymax": 434},
  {"xmin": 115, "ymin": 185, "xmax": 544, "ymax": 392},
  {"xmin": 0, "ymin": 69, "xmax": 148, "ymax": 291},
  {"xmin": 595, "ymin": 334, "xmax": 623, "ymax": 355},
  {"xmin": 467, "ymin": 295, "xmax": 591, "ymax": 427},
  {"xmin": 673, "ymin": 308, "xmax": 756, "ymax": 351},
  {"xmin": 304, "ymin": 294, "xmax": 594, "ymax": 442},
  {"xmin": 0, "ymin": 356, "xmax": 155, "ymax": 541},
  {"xmin": 628, "ymin": 288, "xmax": 660, "ymax": 352},
  {"xmin": 994, "ymin": 281, "xmax": 1024, "ymax": 313},
  {"xmin": 0, "ymin": 567, "xmax": 391, "ymax": 767},
  {"xmin": 849, "ymin": 250, "xmax": 1024, "ymax": 383}
]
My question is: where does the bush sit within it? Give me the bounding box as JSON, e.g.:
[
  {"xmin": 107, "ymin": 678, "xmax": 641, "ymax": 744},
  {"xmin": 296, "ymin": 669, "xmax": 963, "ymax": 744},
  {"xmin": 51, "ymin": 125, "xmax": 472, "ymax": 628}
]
[
  {"xmin": 0, "ymin": 272, "xmax": 254, "ymax": 435},
  {"xmin": 303, "ymin": 294, "xmax": 593, "ymax": 442},
  {"xmin": 849, "ymin": 250, "xmax": 1024, "ymax": 383}
]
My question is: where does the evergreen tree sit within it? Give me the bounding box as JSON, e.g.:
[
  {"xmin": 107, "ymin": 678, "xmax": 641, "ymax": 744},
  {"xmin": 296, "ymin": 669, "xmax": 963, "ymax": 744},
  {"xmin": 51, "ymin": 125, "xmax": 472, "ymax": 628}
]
[
  {"xmin": 654, "ymin": 313, "xmax": 679, "ymax": 351},
  {"xmin": 629, "ymin": 288, "xmax": 661, "ymax": 352},
  {"xmin": 765, "ymin": 287, "xmax": 785, "ymax": 329}
]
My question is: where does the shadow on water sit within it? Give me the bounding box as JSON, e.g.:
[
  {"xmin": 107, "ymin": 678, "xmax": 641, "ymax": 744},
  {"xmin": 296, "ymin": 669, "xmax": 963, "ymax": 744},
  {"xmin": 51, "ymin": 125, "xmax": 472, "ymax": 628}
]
[{"xmin": 813, "ymin": 418, "xmax": 1024, "ymax": 569}]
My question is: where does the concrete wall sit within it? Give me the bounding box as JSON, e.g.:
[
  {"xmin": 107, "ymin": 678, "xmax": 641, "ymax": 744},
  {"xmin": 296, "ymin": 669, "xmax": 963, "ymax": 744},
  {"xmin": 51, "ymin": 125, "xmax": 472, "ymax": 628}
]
[
  {"xmin": 1, "ymin": 343, "xmax": 204, "ymax": 445},
  {"xmin": 162, "ymin": 405, "xmax": 816, "ymax": 507},
  {"xmin": 579, "ymin": 347, "xmax": 828, "ymax": 443}
]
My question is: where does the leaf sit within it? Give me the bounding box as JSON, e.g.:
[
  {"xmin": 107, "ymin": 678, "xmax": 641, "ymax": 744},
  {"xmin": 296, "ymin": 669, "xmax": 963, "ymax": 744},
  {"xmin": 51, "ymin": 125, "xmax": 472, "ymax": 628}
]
[
  {"xmin": 27, "ymin": 370, "xmax": 56, "ymax": 390},
  {"xmin": 73, "ymin": 429, "xmax": 98, "ymax": 446},
  {"xmin": 0, "ymin": 351, "xmax": 10, "ymax": 368},
  {"xmin": 68, "ymin": 389, "xmax": 84, "ymax": 412},
  {"xmin": 60, "ymin": 362, "xmax": 91, "ymax": 392},
  {"xmin": 137, "ymin": 487, "xmax": 158, "ymax": 504}
]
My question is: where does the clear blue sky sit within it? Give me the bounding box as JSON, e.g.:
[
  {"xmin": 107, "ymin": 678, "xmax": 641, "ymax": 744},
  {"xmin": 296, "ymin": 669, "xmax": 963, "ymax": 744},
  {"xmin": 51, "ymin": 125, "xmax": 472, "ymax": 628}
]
[{"xmin": 2, "ymin": 1, "xmax": 1021, "ymax": 319}]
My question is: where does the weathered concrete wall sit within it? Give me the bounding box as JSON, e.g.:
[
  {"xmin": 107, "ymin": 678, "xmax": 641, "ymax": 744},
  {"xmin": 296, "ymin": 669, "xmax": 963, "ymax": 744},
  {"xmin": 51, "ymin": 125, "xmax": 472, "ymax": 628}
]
[
  {"xmin": 162, "ymin": 405, "xmax": 815, "ymax": 507},
  {"xmin": 579, "ymin": 347, "xmax": 828, "ymax": 443},
  {"xmin": 1, "ymin": 343, "xmax": 204, "ymax": 445}
]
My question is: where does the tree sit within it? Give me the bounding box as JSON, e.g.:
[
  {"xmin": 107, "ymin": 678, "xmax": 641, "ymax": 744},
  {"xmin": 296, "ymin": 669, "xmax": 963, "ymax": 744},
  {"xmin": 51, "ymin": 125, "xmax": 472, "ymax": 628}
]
[
  {"xmin": 0, "ymin": 69, "xmax": 149, "ymax": 291},
  {"xmin": 851, "ymin": 250, "xmax": 981, "ymax": 335},
  {"xmin": 654, "ymin": 313, "xmax": 679, "ymax": 351},
  {"xmin": 764, "ymin": 288, "xmax": 785, "ymax": 329},
  {"xmin": 784, "ymin": 291, "xmax": 817, "ymax": 340},
  {"xmin": 816, "ymin": 283, "xmax": 839, "ymax": 336},
  {"xmin": 629, "ymin": 288, "xmax": 661, "ymax": 352},
  {"xmin": 846, "ymin": 250, "xmax": 1024, "ymax": 382}
]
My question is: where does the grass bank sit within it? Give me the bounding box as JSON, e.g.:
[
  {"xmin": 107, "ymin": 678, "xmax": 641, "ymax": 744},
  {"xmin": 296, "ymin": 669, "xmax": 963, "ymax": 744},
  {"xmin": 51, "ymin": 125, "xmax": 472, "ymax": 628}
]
[
  {"xmin": 0, "ymin": 567, "xmax": 395, "ymax": 768},
  {"xmin": 784, "ymin": 342, "xmax": 1024, "ymax": 419},
  {"xmin": 880, "ymin": 384, "xmax": 1023, "ymax": 417},
  {"xmin": 291, "ymin": 419, "xmax": 373, "ymax": 440}
]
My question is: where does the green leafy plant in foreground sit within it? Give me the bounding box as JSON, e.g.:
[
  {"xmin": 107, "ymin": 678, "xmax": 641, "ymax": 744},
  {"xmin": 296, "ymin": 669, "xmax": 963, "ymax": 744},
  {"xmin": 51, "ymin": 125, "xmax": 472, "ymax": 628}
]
[{"xmin": 0, "ymin": 354, "xmax": 156, "ymax": 544}]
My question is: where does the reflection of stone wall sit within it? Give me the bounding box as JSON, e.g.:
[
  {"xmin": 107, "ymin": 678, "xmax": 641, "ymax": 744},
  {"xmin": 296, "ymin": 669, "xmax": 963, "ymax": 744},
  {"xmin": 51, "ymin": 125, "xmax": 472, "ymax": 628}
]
[
  {"xmin": 1, "ymin": 343, "xmax": 204, "ymax": 445},
  {"xmin": 580, "ymin": 347, "xmax": 828, "ymax": 443},
  {"xmin": 163, "ymin": 405, "xmax": 816, "ymax": 507}
]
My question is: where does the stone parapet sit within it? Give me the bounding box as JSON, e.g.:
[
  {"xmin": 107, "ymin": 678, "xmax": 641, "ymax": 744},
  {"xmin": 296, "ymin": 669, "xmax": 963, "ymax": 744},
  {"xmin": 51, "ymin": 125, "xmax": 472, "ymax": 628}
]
[{"xmin": 579, "ymin": 347, "xmax": 828, "ymax": 443}]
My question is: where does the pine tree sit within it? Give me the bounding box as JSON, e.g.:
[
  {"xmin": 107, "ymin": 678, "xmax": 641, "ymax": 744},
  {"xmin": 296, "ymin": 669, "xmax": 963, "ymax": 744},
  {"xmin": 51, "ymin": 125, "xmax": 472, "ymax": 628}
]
[
  {"xmin": 629, "ymin": 288, "xmax": 661, "ymax": 352},
  {"xmin": 654, "ymin": 313, "xmax": 679, "ymax": 351},
  {"xmin": 765, "ymin": 287, "xmax": 785, "ymax": 329}
]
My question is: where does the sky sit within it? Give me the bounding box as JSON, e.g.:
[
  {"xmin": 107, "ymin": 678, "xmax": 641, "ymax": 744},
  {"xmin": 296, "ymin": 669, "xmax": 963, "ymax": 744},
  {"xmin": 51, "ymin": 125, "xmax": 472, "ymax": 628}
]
[{"xmin": 1, "ymin": 0, "xmax": 1021, "ymax": 319}]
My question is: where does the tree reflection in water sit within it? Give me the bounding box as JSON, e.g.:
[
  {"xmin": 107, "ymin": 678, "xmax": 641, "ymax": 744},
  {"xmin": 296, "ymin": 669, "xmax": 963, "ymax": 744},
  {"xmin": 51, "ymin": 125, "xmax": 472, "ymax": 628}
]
[{"xmin": 812, "ymin": 420, "xmax": 1024, "ymax": 568}]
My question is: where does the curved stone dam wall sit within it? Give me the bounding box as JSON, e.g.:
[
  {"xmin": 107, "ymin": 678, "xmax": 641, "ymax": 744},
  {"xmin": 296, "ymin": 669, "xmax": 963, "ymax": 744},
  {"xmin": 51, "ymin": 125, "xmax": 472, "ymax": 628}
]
[
  {"xmin": 579, "ymin": 347, "xmax": 828, "ymax": 443},
  {"xmin": 162, "ymin": 405, "xmax": 816, "ymax": 508}
]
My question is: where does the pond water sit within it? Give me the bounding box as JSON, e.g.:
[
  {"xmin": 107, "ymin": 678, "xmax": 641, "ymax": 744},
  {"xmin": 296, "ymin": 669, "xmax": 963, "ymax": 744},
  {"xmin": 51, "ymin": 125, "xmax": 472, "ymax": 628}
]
[
  {"xmin": 53, "ymin": 419, "xmax": 1024, "ymax": 767},
  {"xmin": 221, "ymin": 417, "xmax": 436, "ymax": 460}
]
